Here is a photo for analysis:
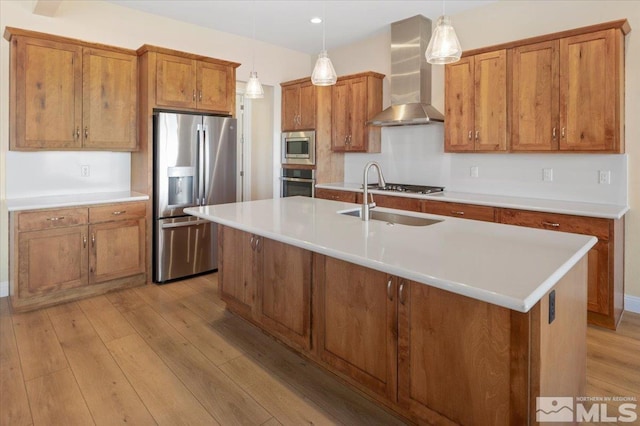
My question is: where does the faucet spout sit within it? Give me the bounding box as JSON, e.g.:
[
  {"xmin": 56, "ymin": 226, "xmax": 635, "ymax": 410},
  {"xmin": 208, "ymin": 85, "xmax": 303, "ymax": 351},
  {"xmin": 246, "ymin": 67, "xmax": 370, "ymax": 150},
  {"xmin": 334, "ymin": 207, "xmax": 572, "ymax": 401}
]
[{"xmin": 362, "ymin": 161, "xmax": 386, "ymax": 221}]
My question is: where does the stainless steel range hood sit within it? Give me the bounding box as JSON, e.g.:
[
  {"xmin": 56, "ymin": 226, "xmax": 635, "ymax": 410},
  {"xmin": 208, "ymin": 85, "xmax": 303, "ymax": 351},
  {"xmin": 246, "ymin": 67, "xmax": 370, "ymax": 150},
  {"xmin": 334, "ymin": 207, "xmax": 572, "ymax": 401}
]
[{"xmin": 368, "ymin": 15, "xmax": 445, "ymax": 127}]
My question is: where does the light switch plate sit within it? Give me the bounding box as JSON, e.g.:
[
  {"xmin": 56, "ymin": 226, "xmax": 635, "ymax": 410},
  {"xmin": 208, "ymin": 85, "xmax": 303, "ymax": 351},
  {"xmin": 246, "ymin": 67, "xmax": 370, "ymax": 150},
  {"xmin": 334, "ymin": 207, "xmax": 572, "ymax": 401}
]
[
  {"xmin": 470, "ymin": 166, "xmax": 479, "ymax": 178},
  {"xmin": 543, "ymin": 168, "xmax": 553, "ymax": 182},
  {"xmin": 598, "ymin": 170, "xmax": 611, "ymax": 185}
]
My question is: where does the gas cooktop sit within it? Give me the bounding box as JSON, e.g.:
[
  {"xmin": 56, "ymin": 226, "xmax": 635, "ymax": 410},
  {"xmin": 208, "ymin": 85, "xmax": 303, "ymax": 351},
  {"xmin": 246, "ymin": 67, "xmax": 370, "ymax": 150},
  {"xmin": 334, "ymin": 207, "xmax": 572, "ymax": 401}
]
[{"xmin": 365, "ymin": 183, "xmax": 445, "ymax": 195}]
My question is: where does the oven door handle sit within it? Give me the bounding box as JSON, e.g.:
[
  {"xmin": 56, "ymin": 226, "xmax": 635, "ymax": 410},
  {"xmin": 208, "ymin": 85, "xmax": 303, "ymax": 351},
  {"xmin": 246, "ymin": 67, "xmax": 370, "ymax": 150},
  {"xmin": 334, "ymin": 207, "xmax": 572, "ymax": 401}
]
[
  {"xmin": 280, "ymin": 177, "xmax": 315, "ymax": 183},
  {"xmin": 161, "ymin": 219, "xmax": 212, "ymax": 229}
]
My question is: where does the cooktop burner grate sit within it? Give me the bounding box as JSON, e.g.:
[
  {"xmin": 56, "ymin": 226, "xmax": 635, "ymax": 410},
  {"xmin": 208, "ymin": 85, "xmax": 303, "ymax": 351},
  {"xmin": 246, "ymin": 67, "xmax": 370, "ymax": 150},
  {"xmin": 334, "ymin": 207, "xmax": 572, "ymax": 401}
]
[{"xmin": 366, "ymin": 183, "xmax": 445, "ymax": 194}]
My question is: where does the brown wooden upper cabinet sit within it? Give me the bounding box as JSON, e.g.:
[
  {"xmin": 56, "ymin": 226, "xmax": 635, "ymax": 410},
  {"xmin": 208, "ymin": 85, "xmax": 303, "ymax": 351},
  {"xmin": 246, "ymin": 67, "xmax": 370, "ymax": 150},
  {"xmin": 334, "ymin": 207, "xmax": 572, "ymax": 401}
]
[
  {"xmin": 155, "ymin": 52, "xmax": 236, "ymax": 114},
  {"xmin": 5, "ymin": 28, "xmax": 138, "ymax": 151},
  {"xmin": 281, "ymin": 79, "xmax": 316, "ymax": 131},
  {"xmin": 445, "ymin": 50, "xmax": 507, "ymax": 153},
  {"xmin": 512, "ymin": 28, "xmax": 626, "ymax": 152},
  {"xmin": 447, "ymin": 19, "xmax": 629, "ymax": 154},
  {"xmin": 331, "ymin": 72, "xmax": 384, "ymax": 153}
]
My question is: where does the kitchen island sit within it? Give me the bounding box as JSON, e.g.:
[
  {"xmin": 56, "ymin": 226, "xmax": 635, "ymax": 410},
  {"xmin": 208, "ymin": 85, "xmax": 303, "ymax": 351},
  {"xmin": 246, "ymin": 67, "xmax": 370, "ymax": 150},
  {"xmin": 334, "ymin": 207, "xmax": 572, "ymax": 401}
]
[{"xmin": 186, "ymin": 196, "xmax": 596, "ymax": 425}]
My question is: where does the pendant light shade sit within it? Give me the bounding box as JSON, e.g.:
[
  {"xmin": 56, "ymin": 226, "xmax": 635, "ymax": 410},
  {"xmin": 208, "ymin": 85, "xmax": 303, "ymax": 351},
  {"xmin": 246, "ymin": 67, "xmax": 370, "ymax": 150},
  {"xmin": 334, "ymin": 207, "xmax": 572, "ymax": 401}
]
[
  {"xmin": 245, "ymin": 1, "xmax": 264, "ymax": 99},
  {"xmin": 245, "ymin": 71, "xmax": 264, "ymax": 99},
  {"xmin": 311, "ymin": 3, "xmax": 337, "ymax": 86},
  {"xmin": 425, "ymin": 15, "xmax": 462, "ymax": 65},
  {"xmin": 311, "ymin": 50, "xmax": 337, "ymax": 86}
]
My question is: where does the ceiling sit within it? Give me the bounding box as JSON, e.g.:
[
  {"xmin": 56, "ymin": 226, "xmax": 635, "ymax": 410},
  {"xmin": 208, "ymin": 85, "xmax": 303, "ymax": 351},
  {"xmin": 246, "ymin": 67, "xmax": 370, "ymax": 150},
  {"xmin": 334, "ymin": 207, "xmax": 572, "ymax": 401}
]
[{"xmin": 106, "ymin": 1, "xmax": 494, "ymax": 55}]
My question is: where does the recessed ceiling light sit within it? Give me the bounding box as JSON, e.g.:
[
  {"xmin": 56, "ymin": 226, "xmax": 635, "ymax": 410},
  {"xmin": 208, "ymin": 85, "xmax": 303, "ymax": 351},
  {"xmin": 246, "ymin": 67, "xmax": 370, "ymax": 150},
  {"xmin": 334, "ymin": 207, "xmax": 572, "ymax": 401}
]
[{"xmin": 310, "ymin": 17, "xmax": 322, "ymax": 24}]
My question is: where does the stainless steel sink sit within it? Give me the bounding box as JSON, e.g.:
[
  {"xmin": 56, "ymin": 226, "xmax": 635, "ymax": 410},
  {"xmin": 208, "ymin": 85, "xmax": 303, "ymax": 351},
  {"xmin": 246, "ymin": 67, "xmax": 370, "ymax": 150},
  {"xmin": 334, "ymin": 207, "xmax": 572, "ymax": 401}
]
[{"xmin": 340, "ymin": 209, "xmax": 442, "ymax": 227}]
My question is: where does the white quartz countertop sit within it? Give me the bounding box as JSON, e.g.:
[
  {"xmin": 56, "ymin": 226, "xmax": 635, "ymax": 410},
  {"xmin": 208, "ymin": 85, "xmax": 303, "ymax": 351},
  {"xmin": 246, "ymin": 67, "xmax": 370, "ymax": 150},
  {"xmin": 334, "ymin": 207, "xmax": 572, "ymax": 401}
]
[
  {"xmin": 316, "ymin": 182, "xmax": 628, "ymax": 219},
  {"xmin": 6, "ymin": 191, "xmax": 149, "ymax": 211},
  {"xmin": 185, "ymin": 197, "xmax": 596, "ymax": 313}
]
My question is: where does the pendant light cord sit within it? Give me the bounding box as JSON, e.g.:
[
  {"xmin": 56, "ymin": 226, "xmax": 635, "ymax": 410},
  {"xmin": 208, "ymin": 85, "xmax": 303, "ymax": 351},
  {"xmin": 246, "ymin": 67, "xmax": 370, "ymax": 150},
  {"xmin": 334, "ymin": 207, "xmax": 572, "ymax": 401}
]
[
  {"xmin": 442, "ymin": 0, "xmax": 445, "ymax": 15},
  {"xmin": 252, "ymin": 0, "xmax": 256, "ymax": 72},
  {"xmin": 322, "ymin": 1, "xmax": 326, "ymax": 51}
]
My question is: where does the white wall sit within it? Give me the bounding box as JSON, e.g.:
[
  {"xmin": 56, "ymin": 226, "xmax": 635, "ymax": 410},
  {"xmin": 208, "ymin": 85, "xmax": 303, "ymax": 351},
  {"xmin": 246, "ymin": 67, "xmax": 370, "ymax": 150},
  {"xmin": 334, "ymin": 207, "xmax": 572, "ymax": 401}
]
[
  {"xmin": 0, "ymin": 0, "xmax": 311, "ymax": 286},
  {"xmin": 334, "ymin": 1, "xmax": 640, "ymax": 299}
]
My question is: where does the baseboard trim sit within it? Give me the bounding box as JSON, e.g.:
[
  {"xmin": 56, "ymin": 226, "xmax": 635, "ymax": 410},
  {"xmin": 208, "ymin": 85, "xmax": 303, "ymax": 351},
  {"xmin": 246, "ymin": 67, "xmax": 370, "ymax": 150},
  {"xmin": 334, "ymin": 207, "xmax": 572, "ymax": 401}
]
[
  {"xmin": 625, "ymin": 294, "xmax": 640, "ymax": 314},
  {"xmin": 0, "ymin": 280, "xmax": 8, "ymax": 298}
]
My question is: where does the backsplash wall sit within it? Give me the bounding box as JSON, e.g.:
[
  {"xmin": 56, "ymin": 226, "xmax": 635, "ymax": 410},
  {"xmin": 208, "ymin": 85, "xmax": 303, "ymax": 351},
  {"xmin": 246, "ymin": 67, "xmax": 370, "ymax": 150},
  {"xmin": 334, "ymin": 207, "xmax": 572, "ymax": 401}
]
[
  {"xmin": 344, "ymin": 125, "xmax": 628, "ymax": 206},
  {"xmin": 6, "ymin": 151, "xmax": 131, "ymax": 198}
]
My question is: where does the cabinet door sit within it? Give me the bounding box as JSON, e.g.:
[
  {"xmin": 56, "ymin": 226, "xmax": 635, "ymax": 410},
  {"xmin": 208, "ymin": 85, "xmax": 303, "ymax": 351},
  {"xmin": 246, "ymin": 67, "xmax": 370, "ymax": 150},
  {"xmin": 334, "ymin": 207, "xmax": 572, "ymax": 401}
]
[
  {"xmin": 560, "ymin": 29, "xmax": 619, "ymax": 151},
  {"xmin": 83, "ymin": 48, "xmax": 138, "ymax": 150},
  {"xmin": 316, "ymin": 256, "xmax": 397, "ymax": 400},
  {"xmin": 511, "ymin": 41, "xmax": 559, "ymax": 151},
  {"xmin": 197, "ymin": 61, "xmax": 233, "ymax": 113},
  {"xmin": 218, "ymin": 226, "xmax": 258, "ymax": 315},
  {"xmin": 13, "ymin": 37, "xmax": 82, "ymax": 150},
  {"xmin": 331, "ymin": 80, "xmax": 350, "ymax": 151},
  {"xmin": 421, "ymin": 200, "xmax": 496, "ymax": 222},
  {"xmin": 18, "ymin": 226, "xmax": 88, "ymax": 297},
  {"xmin": 281, "ymin": 85, "xmax": 300, "ymax": 131},
  {"xmin": 346, "ymin": 78, "xmax": 367, "ymax": 151},
  {"xmin": 298, "ymin": 82, "xmax": 316, "ymax": 130},
  {"xmin": 587, "ymin": 241, "xmax": 610, "ymax": 315},
  {"xmin": 444, "ymin": 57, "xmax": 474, "ymax": 152},
  {"xmin": 474, "ymin": 50, "xmax": 507, "ymax": 151},
  {"xmin": 259, "ymin": 238, "xmax": 312, "ymax": 350},
  {"xmin": 89, "ymin": 218, "xmax": 145, "ymax": 284},
  {"xmin": 156, "ymin": 53, "xmax": 196, "ymax": 109},
  {"xmin": 397, "ymin": 280, "xmax": 511, "ymax": 425}
]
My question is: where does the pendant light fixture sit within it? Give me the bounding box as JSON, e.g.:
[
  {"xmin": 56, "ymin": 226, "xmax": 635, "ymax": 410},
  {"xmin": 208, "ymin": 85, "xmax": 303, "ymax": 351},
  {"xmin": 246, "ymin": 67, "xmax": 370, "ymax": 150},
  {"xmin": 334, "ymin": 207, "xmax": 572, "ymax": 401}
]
[
  {"xmin": 425, "ymin": 0, "xmax": 462, "ymax": 65},
  {"xmin": 245, "ymin": 1, "xmax": 264, "ymax": 99},
  {"xmin": 311, "ymin": 2, "xmax": 337, "ymax": 86}
]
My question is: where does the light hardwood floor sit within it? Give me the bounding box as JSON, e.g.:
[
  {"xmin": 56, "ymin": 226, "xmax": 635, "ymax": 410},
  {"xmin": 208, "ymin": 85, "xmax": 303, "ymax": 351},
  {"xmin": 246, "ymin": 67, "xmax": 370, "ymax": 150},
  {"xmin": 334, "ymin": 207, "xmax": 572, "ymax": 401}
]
[{"xmin": 1, "ymin": 273, "xmax": 638, "ymax": 425}]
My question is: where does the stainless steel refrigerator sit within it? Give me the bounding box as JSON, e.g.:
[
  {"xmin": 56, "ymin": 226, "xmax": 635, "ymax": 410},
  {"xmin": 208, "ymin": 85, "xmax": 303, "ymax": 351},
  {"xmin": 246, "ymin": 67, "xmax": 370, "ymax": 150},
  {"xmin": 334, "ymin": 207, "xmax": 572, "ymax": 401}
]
[{"xmin": 153, "ymin": 112, "xmax": 237, "ymax": 283}]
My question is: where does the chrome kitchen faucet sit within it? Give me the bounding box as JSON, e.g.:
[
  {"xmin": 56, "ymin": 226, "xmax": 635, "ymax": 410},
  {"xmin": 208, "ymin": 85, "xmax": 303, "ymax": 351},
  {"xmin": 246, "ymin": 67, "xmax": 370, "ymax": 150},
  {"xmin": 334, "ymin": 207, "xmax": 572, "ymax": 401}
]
[{"xmin": 361, "ymin": 161, "xmax": 386, "ymax": 221}]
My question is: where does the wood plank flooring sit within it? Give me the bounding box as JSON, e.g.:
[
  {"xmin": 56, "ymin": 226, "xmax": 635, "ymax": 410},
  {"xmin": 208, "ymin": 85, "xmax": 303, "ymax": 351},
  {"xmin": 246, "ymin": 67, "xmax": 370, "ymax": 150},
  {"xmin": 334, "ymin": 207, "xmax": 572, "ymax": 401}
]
[{"xmin": 1, "ymin": 273, "xmax": 638, "ymax": 425}]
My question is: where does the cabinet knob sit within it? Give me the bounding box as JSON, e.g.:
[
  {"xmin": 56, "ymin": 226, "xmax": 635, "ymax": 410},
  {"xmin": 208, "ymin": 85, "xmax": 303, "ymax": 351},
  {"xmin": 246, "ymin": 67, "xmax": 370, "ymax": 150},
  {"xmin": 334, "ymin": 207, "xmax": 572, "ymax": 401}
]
[
  {"xmin": 112, "ymin": 210, "xmax": 126, "ymax": 215},
  {"xmin": 451, "ymin": 211, "xmax": 465, "ymax": 216},
  {"xmin": 468, "ymin": 131, "xmax": 472, "ymax": 140},
  {"xmin": 193, "ymin": 90, "xmax": 196, "ymax": 101},
  {"xmin": 552, "ymin": 127, "xmax": 557, "ymax": 139},
  {"xmin": 84, "ymin": 126, "xmax": 89, "ymax": 139},
  {"xmin": 199, "ymin": 90, "xmax": 203, "ymax": 101},
  {"xmin": 475, "ymin": 131, "xmax": 480, "ymax": 141},
  {"xmin": 75, "ymin": 127, "xmax": 80, "ymax": 139},
  {"xmin": 91, "ymin": 233, "xmax": 96, "ymax": 247},
  {"xmin": 387, "ymin": 279, "xmax": 394, "ymax": 301},
  {"xmin": 542, "ymin": 221, "xmax": 560, "ymax": 228},
  {"xmin": 83, "ymin": 235, "xmax": 87, "ymax": 248},
  {"xmin": 561, "ymin": 127, "xmax": 566, "ymax": 138},
  {"xmin": 46, "ymin": 216, "xmax": 65, "ymax": 221}
]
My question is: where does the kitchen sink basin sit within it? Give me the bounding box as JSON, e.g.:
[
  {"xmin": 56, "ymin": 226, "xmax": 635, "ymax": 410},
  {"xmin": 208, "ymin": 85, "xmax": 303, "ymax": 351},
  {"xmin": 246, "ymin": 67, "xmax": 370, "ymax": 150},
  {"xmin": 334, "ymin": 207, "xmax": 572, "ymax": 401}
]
[{"xmin": 340, "ymin": 209, "xmax": 442, "ymax": 227}]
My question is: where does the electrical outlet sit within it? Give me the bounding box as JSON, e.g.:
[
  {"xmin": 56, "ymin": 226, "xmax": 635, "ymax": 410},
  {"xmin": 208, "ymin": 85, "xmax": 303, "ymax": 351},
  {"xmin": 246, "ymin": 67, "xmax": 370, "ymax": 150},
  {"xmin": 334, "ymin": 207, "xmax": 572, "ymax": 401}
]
[
  {"xmin": 548, "ymin": 290, "xmax": 556, "ymax": 324},
  {"xmin": 470, "ymin": 166, "xmax": 479, "ymax": 178},
  {"xmin": 598, "ymin": 170, "xmax": 611, "ymax": 185},
  {"xmin": 543, "ymin": 168, "xmax": 553, "ymax": 182},
  {"xmin": 81, "ymin": 165, "xmax": 90, "ymax": 177}
]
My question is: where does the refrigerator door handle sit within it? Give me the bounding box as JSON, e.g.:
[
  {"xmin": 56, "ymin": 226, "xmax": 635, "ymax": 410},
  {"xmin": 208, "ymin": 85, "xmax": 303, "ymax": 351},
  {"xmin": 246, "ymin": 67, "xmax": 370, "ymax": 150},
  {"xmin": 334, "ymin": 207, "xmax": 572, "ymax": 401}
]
[{"xmin": 197, "ymin": 123, "xmax": 205, "ymax": 205}]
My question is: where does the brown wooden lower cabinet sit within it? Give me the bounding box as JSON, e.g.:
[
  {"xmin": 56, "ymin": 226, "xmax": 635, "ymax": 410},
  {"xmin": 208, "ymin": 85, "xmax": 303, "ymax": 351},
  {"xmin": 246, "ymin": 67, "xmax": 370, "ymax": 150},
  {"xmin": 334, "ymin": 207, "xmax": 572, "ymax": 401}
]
[
  {"xmin": 218, "ymin": 225, "xmax": 588, "ymax": 424},
  {"xmin": 315, "ymin": 188, "xmax": 357, "ymax": 203},
  {"xmin": 499, "ymin": 208, "xmax": 624, "ymax": 329},
  {"xmin": 10, "ymin": 201, "xmax": 147, "ymax": 312},
  {"xmin": 314, "ymin": 256, "xmax": 397, "ymax": 401},
  {"xmin": 218, "ymin": 226, "xmax": 312, "ymax": 351}
]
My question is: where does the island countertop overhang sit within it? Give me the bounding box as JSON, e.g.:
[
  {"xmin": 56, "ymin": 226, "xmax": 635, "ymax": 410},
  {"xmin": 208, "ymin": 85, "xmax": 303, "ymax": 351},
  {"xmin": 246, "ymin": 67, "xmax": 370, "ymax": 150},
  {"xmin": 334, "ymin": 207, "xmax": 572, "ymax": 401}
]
[{"xmin": 185, "ymin": 196, "xmax": 596, "ymax": 313}]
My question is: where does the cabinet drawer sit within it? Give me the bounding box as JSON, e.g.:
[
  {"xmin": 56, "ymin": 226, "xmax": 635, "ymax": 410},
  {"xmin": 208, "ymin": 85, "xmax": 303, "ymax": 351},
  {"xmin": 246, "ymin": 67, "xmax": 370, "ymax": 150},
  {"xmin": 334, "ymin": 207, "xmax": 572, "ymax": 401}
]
[
  {"xmin": 500, "ymin": 209, "xmax": 610, "ymax": 240},
  {"xmin": 315, "ymin": 189, "xmax": 357, "ymax": 203},
  {"xmin": 89, "ymin": 202, "xmax": 146, "ymax": 223},
  {"xmin": 18, "ymin": 208, "xmax": 88, "ymax": 232},
  {"xmin": 421, "ymin": 200, "xmax": 496, "ymax": 222}
]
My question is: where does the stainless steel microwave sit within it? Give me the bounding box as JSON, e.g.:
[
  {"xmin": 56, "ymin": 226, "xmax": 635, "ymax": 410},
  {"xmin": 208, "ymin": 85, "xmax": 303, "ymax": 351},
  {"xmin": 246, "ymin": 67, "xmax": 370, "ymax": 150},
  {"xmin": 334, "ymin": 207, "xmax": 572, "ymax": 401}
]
[{"xmin": 281, "ymin": 130, "xmax": 315, "ymax": 165}]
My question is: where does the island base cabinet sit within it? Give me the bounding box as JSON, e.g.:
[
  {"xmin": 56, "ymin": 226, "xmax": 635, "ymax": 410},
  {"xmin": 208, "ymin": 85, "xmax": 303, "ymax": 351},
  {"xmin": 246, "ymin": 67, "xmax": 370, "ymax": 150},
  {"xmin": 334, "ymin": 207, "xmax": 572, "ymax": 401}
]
[
  {"xmin": 314, "ymin": 256, "xmax": 397, "ymax": 401},
  {"xmin": 218, "ymin": 225, "xmax": 312, "ymax": 351}
]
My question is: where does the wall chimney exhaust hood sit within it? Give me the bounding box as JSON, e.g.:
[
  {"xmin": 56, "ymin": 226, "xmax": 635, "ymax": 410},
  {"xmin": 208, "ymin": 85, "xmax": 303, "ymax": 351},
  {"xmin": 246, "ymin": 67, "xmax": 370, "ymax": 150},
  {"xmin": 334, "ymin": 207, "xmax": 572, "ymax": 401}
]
[{"xmin": 368, "ymin": 15, "xmax": 445, "ymax": 127}]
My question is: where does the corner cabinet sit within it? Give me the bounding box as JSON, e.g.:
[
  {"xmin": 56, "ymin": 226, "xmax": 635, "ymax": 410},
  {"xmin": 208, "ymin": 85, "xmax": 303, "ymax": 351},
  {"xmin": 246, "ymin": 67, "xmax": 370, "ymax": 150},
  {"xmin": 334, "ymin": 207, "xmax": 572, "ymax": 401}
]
[
  {"xmin": 5, "ymin": 28, "xmax": 138, "ymax": 151},
  {"xmin": 9, "ymin": 201, "xmax": 147, "ymax": 312},
  {"xmin": 138, "ymin": 45, "xmax": 239, "ymax": 115},
  {"xmin": 445, "ymin": 50, "xmax": 507, "ymax": 152},
  {"xmin": 331, "ymin": 72, "xmax": 384, "ymax": 153},
  {"xmin": 281, "ymin": 79, "xmax": 316, "ymax": 131}
]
